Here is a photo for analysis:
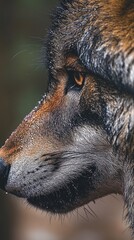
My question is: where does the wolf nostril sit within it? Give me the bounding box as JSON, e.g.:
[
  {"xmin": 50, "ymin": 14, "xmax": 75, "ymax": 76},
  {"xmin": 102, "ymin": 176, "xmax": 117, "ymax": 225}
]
[{"xmin": 0, "ymin": 158, "xmax": 10, "ymax": 190}]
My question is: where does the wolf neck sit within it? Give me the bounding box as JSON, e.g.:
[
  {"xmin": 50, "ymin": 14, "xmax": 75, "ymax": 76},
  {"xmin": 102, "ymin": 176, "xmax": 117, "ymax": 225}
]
[
  {"xmin": 105, "ymin": 95, "xmax": 134, "ymax": 232},
  {"xmin": 105, "ymin": 96, "xmax": 134, "ymax": 162}
]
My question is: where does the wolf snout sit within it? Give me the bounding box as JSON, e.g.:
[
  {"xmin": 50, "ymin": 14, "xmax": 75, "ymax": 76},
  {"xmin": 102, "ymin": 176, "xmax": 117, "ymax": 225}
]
[{"xmin": 0, "ymin": 158, "xmax": 10, "ymax": 190}]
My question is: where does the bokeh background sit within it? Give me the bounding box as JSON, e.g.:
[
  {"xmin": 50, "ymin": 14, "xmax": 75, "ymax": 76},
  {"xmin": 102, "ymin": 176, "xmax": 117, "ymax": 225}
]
[{"xmin": 0, "ymin": 1, "xmax": 131, "ymax": 240}]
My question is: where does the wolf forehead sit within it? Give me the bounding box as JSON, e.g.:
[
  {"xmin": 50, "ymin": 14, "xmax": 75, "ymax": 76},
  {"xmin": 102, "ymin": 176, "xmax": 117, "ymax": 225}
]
[{"xmin": 46, "ymin": 0, "xmax": 134, "ymax": 93}]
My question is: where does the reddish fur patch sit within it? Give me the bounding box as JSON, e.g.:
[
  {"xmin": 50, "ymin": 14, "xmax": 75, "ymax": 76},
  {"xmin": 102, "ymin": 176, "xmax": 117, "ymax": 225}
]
[{"xmin": 0, "ymin": 81, "xmax": 65, "ymax": 163}]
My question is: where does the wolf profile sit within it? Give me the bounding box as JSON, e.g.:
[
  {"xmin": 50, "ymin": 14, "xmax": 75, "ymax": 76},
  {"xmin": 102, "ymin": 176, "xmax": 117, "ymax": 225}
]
[{"xmin": 0, "ymin": 0, "xmax": 133, "ymax": 233}]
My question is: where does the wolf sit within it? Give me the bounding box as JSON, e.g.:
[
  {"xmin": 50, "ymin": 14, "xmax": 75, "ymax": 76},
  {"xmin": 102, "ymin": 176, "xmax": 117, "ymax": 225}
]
[{"xmin": 0, "ymin": 0, "xmax": 133, "ymax": 233}]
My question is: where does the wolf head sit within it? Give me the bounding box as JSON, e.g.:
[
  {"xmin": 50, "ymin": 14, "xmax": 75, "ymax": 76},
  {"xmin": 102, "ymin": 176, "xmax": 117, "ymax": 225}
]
[{"xmin": 0, "ymin": 0, "xmax": 133, "ymax": 230}]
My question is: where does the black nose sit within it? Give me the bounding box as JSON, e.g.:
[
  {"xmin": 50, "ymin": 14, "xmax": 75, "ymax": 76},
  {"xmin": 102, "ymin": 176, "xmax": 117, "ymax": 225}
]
[{"xmin": 0, "ymin": 158, "xmax": 10, "ymax": 190}]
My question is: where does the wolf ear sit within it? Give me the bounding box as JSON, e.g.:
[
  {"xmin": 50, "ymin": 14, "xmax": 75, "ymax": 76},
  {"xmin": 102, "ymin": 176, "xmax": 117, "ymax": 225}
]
[{"xmin": 77, "ymin": 2, "xmax": 134, "ymax": 94}]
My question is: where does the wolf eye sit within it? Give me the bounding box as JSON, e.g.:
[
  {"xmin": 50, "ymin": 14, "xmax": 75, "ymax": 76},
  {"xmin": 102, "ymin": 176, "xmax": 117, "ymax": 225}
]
[
  {"xmin": 74, "ymin": 72, "xmax": 85, "ymax": 86},
  {"xmin": 67, "ymin": 70, "xmax": 85, "ymax": 92}
]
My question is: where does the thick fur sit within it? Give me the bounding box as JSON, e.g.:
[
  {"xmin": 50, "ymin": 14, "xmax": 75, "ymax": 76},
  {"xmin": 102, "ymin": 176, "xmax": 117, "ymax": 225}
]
[{"xmin": 0, "ymin": 0, "xmax": 133, "ymax": 233}]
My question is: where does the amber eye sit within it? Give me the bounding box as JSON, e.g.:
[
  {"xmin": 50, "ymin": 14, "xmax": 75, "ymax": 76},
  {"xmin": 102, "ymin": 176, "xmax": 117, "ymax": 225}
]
[
  {"xmin": 74, "ymin": 72, "xmax": 85, "ymax": 86},
  {"xmin": 66, "ymin": 70, "xmax": 85, "ymax": 93}
]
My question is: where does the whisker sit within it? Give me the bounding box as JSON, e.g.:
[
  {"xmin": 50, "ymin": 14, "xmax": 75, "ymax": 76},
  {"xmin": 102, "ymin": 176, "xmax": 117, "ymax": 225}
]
[
  {"xmin": 87, "ymin": 204, "xmax": 99, "ymax": 219},
  {"xmin": 36, "ymin": 150, "xmax": 118, "ymax": 168},
  {"xmin": 83, "ymin": 206, "xmax": 95, "ymax": 219},
  {"xmin": 38, "ymin": 161, "xmax": 117, "ymax": 170}
]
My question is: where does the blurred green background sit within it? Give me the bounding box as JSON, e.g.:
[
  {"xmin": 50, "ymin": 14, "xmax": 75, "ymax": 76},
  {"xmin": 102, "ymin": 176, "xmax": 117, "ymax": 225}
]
[
  {"xmin": 0, "ymin": 0, "xmax": 58, "ymax": 145},
  {"xmin": 0, "ymin": 1, "xmax": 58, "ymax": 239}
]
